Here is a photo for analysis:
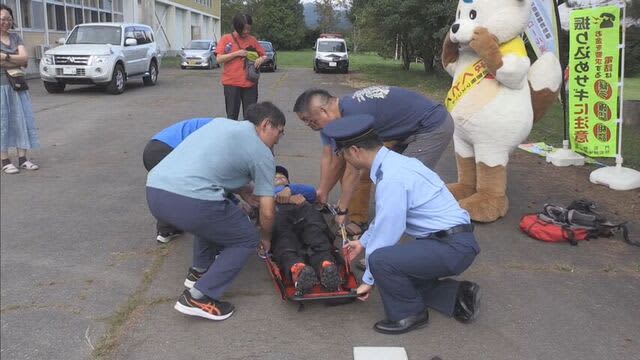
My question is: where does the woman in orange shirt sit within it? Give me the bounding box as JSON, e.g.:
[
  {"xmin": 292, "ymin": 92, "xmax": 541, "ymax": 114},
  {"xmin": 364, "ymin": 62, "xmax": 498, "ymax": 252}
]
[{"xmin": 216, "ymin": 14, "xmax": 267, "ymax": 120}]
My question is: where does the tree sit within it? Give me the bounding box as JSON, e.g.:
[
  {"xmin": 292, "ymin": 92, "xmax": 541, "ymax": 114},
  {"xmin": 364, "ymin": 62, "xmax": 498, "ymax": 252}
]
[
  {"xmin": 354, "ymin": 0, "xmax": 456, "ymax": 71},
  {"xmin": 251, "ymin": 0, "xmax": 307, "ymax": 50},
  {"xmin": 314, "ymin": 0, "xmax": 352, "ymax": 33},
  {"xmin": 221, "ymin": 0, "xmax": 250, "ymax": 34},
  {"xmin": 220, "ymin": 0, "xmax": 306, "ymax": 50}
]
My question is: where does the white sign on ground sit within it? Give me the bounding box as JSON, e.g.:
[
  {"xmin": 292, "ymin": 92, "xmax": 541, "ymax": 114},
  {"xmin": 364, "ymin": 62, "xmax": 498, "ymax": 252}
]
[{"xmin": 353, "ymin": 347, "xmax": 408, "ymax": 360}]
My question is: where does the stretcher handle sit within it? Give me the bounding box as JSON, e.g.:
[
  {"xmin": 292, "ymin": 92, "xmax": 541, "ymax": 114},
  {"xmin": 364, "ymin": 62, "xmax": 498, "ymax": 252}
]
[{"xmin": 324, "ymin": 203, "xmax": 353, "ymax": 273}]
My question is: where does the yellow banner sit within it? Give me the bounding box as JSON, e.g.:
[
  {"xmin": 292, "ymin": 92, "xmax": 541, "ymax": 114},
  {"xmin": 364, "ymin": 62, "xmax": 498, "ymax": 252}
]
[
  {"xmin": 445, "ymin": 37, "xmax": 527, "ymax": 111},
  {"xmin": 568, "ymin": 6, "xmax": 620, "ymax": 158}
]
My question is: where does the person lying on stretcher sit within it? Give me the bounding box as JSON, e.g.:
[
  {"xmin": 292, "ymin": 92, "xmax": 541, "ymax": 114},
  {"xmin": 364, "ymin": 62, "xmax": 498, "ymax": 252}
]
[{"xmin": 271, "ymin": 165, "xmax": 342, "ymax": 294}]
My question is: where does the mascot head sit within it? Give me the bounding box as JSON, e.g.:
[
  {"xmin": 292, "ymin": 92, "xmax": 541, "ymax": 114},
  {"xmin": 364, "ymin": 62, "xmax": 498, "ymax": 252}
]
[{"xmin": 449, "ymin": 0, "xmax": 531, "ymax": 44}]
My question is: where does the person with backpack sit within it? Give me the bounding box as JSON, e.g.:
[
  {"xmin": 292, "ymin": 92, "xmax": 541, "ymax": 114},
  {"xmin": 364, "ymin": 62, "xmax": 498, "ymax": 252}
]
[{"xmin": 215, "ymin": 13, "xmax": 267, "ymax": 120}]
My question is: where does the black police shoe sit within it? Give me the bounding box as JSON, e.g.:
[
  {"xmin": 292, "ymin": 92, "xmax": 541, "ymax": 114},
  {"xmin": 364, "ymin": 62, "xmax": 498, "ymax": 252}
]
[
  {"xmin": 454, "ymin": 281, "xmax": 480, "ymax": 323},
  {"xmin": 373, "ymin": 310, "xmax": 429, "ymax": 335}
]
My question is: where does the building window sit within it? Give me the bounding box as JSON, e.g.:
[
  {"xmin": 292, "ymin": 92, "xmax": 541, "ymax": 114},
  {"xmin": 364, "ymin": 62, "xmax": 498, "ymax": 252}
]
[
  {"xmin": 17, "ymin": 0, "xmax": 45, "ymax": 29},
  {"xmin": 66, "ymin": 7, "xmax": 83, "ymax": 29},
  {"xmin": 75, "ymin": 7, "xmax": 82, "ymax": 25},
  {"xmin": 31, "ymin": 0, "xmax": 45, "ymax": 29},
  {"xmin": 99, "ymin": 0, "xmax": 111, "ymax": 10},
  {"xmin": 20, "ymin": 0, "xmax": 31, "ymax": 28},
  {"xmin": 47, "ymin": 3, "xmax": 66, "ymax": 31}
]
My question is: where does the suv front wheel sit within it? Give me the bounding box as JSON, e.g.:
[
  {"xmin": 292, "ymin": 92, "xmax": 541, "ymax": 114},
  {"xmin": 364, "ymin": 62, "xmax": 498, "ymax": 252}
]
[
  {"xmin": 143, "ymin": 60, "xmax": 158, "ymax": 86},
  {"xmin": 106, "ymin": 64, "xmax": 126, "ymax": 94}
]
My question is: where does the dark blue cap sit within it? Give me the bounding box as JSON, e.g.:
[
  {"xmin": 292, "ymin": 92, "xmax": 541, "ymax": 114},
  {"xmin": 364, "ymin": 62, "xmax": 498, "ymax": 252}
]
[
  {"xmin": 275, "ymin": 165, "xmax": 289, "ymax": 180},
  {"xmin": 321, "ymin": 114, "xmax": 377, "ymax": 150}
]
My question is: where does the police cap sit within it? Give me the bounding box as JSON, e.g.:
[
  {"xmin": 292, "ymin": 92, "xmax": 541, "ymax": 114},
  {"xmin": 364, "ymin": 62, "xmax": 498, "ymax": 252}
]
[{"xmin": 321, "ymin": 114, "xmax": 377, "ymax": 151}]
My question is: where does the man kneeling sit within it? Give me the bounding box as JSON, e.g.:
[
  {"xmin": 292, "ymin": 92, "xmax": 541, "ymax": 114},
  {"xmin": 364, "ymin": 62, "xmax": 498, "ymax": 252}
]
[{"xmin": 271, "ymin": 165, "xmax": 342, "ymax": 294}]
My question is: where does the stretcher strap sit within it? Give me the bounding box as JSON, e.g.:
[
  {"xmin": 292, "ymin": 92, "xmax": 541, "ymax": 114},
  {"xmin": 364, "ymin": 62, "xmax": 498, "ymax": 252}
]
[{"xmin": 339, "ymin": 224, "xmax": 352, "ymax": 275}]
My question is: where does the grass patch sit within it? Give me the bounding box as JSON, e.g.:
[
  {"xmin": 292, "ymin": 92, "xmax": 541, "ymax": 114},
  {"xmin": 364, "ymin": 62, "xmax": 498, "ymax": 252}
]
[
  {"xmin": 624, "ymin": 77, "xmax": 640, "ymax": 100},
  {"xmin": 91, "ymin": 246, "xmax": 170, "ymax": 359},
  {"xmin": 277, "ymin": 50, "xmax": 314, "ymax": 68},
  {"xmin": 278, "ymin": 51, "xmax": 451, "ymax": 99},
  {"xmin": 161, "ymin": 55, "xmax": 180, "ymax": 68}
]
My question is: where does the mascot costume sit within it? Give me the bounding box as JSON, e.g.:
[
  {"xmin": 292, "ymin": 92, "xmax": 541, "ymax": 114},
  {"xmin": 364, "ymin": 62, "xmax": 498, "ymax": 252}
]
[{"xmin": 442, "ymin": 0, "xmax": 562, "ymax": 222}]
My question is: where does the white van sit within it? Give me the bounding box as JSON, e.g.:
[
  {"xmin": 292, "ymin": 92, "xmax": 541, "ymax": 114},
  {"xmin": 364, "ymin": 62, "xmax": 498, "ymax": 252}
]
[{"xmin": 313, "ymin": 34, "xmax": 348, "ymax": 74}]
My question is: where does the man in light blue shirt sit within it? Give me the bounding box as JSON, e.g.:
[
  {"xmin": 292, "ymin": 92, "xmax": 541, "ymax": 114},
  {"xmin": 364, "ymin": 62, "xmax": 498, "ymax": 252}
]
[
  {"xmin": 146, "ymin": 102, "xmax": 286, "ymax": 322},
  {"xmin": 322, "ymin": 114, "xmax": 480, "ymax": 335}
]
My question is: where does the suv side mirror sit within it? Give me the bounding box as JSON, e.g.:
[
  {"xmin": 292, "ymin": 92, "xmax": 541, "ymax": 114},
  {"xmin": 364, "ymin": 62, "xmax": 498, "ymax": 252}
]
[
  {"xmin": 125, "ymin": 38, "xmax": 138, "ymax": 46},
  {"xmin": 56, "ymin": 37, "xmax": 66, "ymax": 45}
]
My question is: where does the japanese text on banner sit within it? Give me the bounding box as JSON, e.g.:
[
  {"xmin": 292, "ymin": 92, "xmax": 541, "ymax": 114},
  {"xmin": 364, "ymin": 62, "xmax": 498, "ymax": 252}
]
[
  {"xmin": 568, "ymin": 5, "xmax": 620, "ymax": 158},
  {"xmin": 525, "ymin": 0, "xmax": 560, "ymax": 57}
]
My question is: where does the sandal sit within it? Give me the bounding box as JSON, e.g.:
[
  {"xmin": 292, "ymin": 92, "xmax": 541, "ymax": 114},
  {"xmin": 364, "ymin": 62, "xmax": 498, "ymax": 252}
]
[
  {"xmin": 2, "ymin": 163, "xmax": 19, "ymax": 174},
  {"xmin": 19, "ymin": 160, "xmax": 39, "ymax": 170}
]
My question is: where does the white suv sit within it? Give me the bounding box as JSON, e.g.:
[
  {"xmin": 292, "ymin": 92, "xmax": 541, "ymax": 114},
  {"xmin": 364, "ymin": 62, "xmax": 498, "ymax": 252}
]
[{"xmin": 40, "ymin": 23, "xmax": 161, "ymax": 94}]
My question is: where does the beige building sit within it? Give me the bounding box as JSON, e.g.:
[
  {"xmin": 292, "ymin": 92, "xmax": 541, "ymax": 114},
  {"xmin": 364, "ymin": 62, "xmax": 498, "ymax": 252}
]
[{"xmin": 0, "ymin": 0, "xmax": 220, "ymax": 72}]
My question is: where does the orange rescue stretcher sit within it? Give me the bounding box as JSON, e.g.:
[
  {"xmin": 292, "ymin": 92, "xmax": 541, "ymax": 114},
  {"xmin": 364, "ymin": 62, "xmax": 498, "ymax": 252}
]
[{"xmin": 264, "ymin": 205, "xmax": 359, "ymax": 307}]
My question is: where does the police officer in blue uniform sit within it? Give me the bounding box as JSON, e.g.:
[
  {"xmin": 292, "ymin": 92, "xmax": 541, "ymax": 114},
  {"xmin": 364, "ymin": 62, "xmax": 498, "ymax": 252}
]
[{"xmin": 322, "ymin": 114, "xmax": 481, "ymax": 335}]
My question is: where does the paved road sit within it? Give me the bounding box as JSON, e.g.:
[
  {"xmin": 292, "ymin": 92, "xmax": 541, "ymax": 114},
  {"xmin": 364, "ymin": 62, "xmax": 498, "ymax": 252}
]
[{"xmin": 1, "ymin": 67, "xmax": 638, "ymax": 360}]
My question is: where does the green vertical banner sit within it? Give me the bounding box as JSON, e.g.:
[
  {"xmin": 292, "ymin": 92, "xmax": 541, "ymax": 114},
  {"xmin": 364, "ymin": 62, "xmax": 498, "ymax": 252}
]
[{"xmin": 568, "ymin": 5, "xmax": 620, "ymax": 158}]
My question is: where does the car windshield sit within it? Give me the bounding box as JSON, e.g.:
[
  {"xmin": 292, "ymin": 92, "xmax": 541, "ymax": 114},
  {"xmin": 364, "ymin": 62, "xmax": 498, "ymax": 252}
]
[
  {"xmin": 259, "ymin": 42, "xmax": 273, "ymax": 51},
  {"xmin": 66, "ymin": 26, "xmax": 122, "ymax": 45},
  {"xmin": 186, "ymin": 41, "xmax": 210, "ymax": 50},
  {"xmin": 318, "ymin": 41, "xmax": 345, "ymax": 52}
]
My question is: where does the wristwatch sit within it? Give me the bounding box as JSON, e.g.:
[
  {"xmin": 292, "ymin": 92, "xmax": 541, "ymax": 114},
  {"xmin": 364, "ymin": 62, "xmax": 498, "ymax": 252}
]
[{"xmin": 336, "ymin": 207, "xmax": 348, "ymax": 215}]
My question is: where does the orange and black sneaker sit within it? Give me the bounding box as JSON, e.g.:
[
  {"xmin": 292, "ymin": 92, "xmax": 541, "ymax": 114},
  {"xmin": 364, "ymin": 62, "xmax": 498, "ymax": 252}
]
[
  {"xmin": 320, "ymin": 260, "xmax": 341, "ymax": 291},
  {"xmin": 183, "ymin": 267, "xmax": 204, "ymax": 289},
  {"xmin": 174, "ymin": 289, "xmax": 234, "ymax": 321},
  {"xmin": 290, "ymin": 262, "xmax": 317, "ymax": 294}
]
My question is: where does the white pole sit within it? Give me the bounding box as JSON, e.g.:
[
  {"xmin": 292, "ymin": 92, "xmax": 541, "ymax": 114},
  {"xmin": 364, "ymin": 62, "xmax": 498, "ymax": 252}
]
[
  {"xmin": 615, "ymin": 0, "xmax": 626, "ymax": 168},
  {"xmin": 43, "ymin": 1, "xmax": 50, "ymax": 46},
  {"xmin": 394, "ymin": 33, "xmax": 398, "ymax": 60}
]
